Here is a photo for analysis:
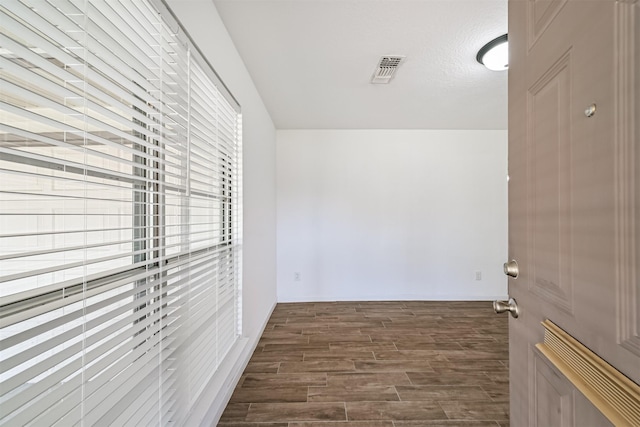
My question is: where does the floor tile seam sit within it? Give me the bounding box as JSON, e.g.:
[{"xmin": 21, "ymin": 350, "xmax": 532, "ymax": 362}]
[
  {"xmin": 330, "ymin": 393, "xmax": 500, "ymax": 406},
  {"xmin": 438, "ymin": 406, "xmax": 510, "ymax": 421},
  {"xmin": 480, "ymin": 372, "xmax": 495, "ymax": 385},
  {"xmin": 246, "ymin": 401, "xmax": 252, "ymax": 422},
  {"xmin": 478, "ymin": 386, "xmax": 507, "ymax": 403},
  {"xmin": 389, "ymin": 419, "xmax": 505, "ymax": 425},
  {"xmin": 393, "ymin": 417, "xmax": 500, "ymax": 425},
  {"xmin": 402, "ymin": 371, "xmax": 411, "ymax": 386},
  {"xmin": 396, "ymin": 384, "xmax": 489, "ymax": 389},
  {"xmin": 307, "ymin": 399, "xmax": 402, "ymax": 404},
  {"xmin": 436, "ymin": 398, "xmax": 509, "ymax": 404}
]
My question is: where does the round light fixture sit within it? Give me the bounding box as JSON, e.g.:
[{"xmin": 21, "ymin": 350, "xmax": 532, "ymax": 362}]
[{"xmin": 476, "ymin": 34, "xmax": 508, "ymax": 71}]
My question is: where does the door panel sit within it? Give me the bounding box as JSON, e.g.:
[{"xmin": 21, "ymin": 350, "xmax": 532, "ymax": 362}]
[
  {"xmin": 528, "ymin": 0, "xmax": 568, "ymax": 46},
  {"xmin": 531, "ymin": 347, "xmax": 614, "ymax": 427},
  {"xmin": 616, "ymin": 0, "xmax": 640, "ymax": 357},
  {"xmin": 508, "ymin": 0, "xmax": 640, "ymax": 424},
  {"xmin": 527, "ymin": 51, "xmax": 573, "ymax": 313},
  {"xmin": 574, "ymin": 392, "xmax": 615, "ymax": 427},
  {"xmin": 532, "ymin": 349, "xmax": 574, "ymax": 427}
]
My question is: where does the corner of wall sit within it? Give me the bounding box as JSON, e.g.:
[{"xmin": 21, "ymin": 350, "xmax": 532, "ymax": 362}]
[{"xmin": 188, "ymin": 301, "xmax": 277, "ymax": 426}]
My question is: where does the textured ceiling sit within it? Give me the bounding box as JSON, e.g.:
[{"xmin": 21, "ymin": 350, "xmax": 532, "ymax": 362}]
[{"xmin": 213, "ymin": 0, "xmax": 507, "ymax": 130}]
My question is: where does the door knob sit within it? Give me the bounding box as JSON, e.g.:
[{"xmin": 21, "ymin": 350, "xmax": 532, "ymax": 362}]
[
  {"xmin": 493, "ymin": 298, "xmax": 520, "ymax": 318},
  {"xmin": 503, "ymin": 260, "xmax": 519, "ymax": 278}
]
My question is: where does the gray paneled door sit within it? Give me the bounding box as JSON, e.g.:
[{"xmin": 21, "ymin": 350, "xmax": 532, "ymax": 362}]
[{"xmin": 506, "ymin": 0, "xmax": 639, "ymax": 425}]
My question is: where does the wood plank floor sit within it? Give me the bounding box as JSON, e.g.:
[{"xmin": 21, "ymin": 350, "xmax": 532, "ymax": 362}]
[{"xmin": 218, "ymin": 301, "xmax": 509, "ymax": 427}]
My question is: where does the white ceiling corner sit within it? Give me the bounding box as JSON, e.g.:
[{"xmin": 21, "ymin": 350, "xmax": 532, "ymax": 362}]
[{"xmin": 213, "ymin": 0, "xmax": 508, "ymax": 130}]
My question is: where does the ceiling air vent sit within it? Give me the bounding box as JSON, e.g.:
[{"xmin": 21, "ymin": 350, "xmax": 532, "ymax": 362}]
[{"xmin": 371, "ymin": 55, "xmax": 405, "ymax": 84}]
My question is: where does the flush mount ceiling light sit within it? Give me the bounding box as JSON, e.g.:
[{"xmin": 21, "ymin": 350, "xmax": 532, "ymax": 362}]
[{"xmin": 476, "ymin": 34, "xmax": 508, "ymax": 71}]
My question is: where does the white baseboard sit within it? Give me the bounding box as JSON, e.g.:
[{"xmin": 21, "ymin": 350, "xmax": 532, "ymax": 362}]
[
  {"xmin": 187, "ymin": 301, "xmax": 277, "ymax": 426},
  {"xmin": 278, "ymin": 294, "xmax": 508, "ymax": 303}
]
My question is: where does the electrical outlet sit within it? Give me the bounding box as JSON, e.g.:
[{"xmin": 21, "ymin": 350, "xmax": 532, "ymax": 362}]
[
  {"xmin": 475, "ymin": 271, "xmax": 482, "ymax": 281},
  {"xmin": 294, "ymin": 272, "xmax": 301, "ymax": 281}
]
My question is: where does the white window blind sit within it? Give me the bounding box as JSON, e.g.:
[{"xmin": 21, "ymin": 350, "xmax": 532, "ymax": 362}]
[{"xmin": 0, "ymin": 0, "xmax": 242, "ymax": 425}]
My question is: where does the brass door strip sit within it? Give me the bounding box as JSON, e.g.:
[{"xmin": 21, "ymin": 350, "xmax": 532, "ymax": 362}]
[{"xmin": 536, "ymin": 320, "xmax": 640, "ymax": 426}]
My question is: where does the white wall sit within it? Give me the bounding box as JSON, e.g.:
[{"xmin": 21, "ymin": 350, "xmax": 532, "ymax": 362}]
[
  {"xmin": 166, "ymin": 1, "xmax": 277, "ymax": 424},
  {"xmin": 277, "ymin": 129, "xmax": 508, "ymax": 302}
]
